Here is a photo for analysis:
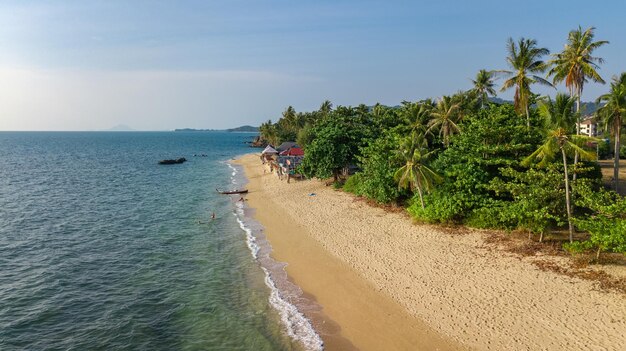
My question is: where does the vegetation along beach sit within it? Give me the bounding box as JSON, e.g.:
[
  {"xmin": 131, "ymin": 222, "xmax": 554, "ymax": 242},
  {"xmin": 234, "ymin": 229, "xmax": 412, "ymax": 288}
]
[
  {"xmin": 249, "ymin": 26, "xmax": 626, "ymax": 350},
  {"xmin": 2, "ymin": 2, "xmax": 626, "ymax": 351}
]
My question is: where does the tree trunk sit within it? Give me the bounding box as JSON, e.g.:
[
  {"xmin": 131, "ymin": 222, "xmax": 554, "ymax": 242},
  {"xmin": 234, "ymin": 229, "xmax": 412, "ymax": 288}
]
[
  {"xmin": 562, "ymin": 148, "xmax": 574, "ymax": 243},
  {"xmin": 417, "ymin": 187, "xmax": 425, "ymax": 209},
  {"xmin": 573, "ymin": 94, "xmax": 581, "ymax": 182},
  {"xmin": 576, "ymin": 94, "xmax": 581, "ymax": 135},
  {"xmin": 614, "ymin": 119, "xmax": 621, "ymax": 192},
  {"xmin": 525, "ymin": 103, "xmax": 530, "ymax": 128}
]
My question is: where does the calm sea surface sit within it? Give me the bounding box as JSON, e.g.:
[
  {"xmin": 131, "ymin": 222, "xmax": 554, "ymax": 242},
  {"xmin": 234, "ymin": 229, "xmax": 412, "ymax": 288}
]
[{"xmin": 0, "ymin": 132, "xmax": 311, "ymax": 351}]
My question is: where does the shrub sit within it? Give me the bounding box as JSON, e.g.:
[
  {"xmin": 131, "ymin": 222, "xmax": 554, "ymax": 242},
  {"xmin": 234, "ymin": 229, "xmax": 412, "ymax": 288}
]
[
  {"xmin": 342, "ymin": 173, "xmax": 364, "ymax": 195},
  {"xmin": 354, "ymin": 131, "xmax": 405, "ymax": 203},
  {"xmin": 570, "ymin": 183, "xmax": 626, "ymax": 258}
]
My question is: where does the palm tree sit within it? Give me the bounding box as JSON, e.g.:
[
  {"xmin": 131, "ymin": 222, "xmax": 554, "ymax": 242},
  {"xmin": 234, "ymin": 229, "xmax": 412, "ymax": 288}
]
[
  {"xmin": 427, "ymin": 95, "xmax": 462, "ymax": 147},
  {"xmin": 401, "ymin": 100, "xmax": 433, "ymax": 133},
  {"xmin": 394, "ymin": 132, "xmax": 442, "ymax": 209},
  {"xmin": 500, "ymin": 37, "xmax": 553, "ymax": 127},
  {"xmin": 259, "ymin": 119, "xmax": 279, "ymax": 146},
  {"xmin": 523, "ymin": 103, "xmax": 596, "ymax": 243},
  {"xmin": 596, "ymin": 73, "xmax": 626, "ymax": 192},
  {"xmin": 547, "ymin": 26, "xmax": 608, "ymax": 132},
  {"xmin": 537, "ymin": 93, "xmax": 577, "ymax": 131},
  {"xmin": 472, "ymin": 69, "xmax": 497, "ymax": 108},
  {"xmin": 319, "ymin": 100, "xmax": 333, "ymax": 115}
]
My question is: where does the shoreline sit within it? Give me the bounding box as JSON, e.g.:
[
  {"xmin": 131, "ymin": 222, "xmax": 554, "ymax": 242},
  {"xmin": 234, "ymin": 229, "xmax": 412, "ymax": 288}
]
[{"xmin": 234, "ymin": 153, "xmax": 626, "ymax": 350}]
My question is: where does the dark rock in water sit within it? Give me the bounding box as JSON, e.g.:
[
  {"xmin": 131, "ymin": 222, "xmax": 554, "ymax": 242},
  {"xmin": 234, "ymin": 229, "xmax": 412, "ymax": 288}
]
[
  {"xmin": 248, "ymin": 135, "xmax": 267, "ymax": 148},
  {"xmin": 159, "ymin": 157, "xmax": 187, "ymax": 165}
]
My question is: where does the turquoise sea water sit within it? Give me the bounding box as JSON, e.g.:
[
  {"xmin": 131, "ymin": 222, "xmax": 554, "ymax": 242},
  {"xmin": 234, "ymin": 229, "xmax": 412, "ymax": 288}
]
[{"xmin": 0, "ymin": 132, "xmax": 319, "ymax": 351}]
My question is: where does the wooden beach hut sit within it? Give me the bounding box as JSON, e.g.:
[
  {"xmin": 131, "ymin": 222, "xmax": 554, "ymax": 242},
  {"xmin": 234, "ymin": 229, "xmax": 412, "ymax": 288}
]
[{"xmin": 277, "ymin": 146, "xmax": 305, "ymax": 182}]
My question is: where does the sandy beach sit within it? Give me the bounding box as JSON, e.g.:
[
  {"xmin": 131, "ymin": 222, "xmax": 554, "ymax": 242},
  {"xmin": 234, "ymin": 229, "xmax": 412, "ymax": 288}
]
[{"xmin": 234, "ymin": 153, "xmax": 626, "ymax": 351}]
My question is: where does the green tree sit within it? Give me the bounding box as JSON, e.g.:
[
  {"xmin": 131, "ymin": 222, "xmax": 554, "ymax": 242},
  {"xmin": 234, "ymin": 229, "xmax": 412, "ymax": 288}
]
[
  {"xmin": 471, "ymin": 69, "xmax": 497, "ymax": 108},
  {"xmin": 500, "ymin": 37, "xmax": 553, "ymax": 127},
  {"xmin": 596, "ymin": 73, "xmax": 626, "ymax": 192},
  {"xmin": 300, "ymin": 110, "xmax": 372, "ymax": 181},
  {"xmin": 537, "ymin": 93, "xmax": 577, "ymax": 132},
  {"xmin": 259, "ymin": 119, "xmax": 279, "ymax": 146},
  {"xmin": 427, "ymin": 95, "xmax": 462, "ymax": 147},
  {"xmin": 399, "ymin": 100, "xmax": 433, "ymax": 133},
  {"xmin": 394, "ymin": 132, "xmax": 441, "ymax": 209},
  {"xmin": 570, "ymin": 183, "xmax": 626, "ymax": 259},
  {"xmin": 346, "ymin": 131, "xmax": 405, "ymax": 203},
  {"xmin": 523, "ymin": 106, "xmax": 596, "ymax": 242},
  {"xmin": 410, "ymin": 104, "xmax": 541, "ymax": 224},
  {"xmin": 319, "ymin": 100, "xmax": 333, "ymax": 116},
  {"xmin": 547, "ymin": 26, "xmax": 608, "ymax": 131},
  {"xmin": 276, "ymin": 106, "xmax": 300, "ymax": 141}
]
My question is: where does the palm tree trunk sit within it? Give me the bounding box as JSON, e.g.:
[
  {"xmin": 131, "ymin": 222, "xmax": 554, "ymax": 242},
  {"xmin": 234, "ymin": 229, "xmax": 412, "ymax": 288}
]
[
  {"xmin": 562, "ymin": 148, "xmax": 574, "ymax": 243},
  {"xmin": 417, "ymin": 187, "xmax": 425, "ymax": 209},
  {"xmin": 573, "ymin": 93, "xmax": 581, "ymax": 182},
  {"xmin": 614, "ymin": 119, "xmax": 621, "ymax": 192},
  {"xmin": 525, "ymin": 104, "xmax": 530, "ymax": 128},
  {"xmin": 576, "ymin": 94, "xmax": 581, "ymax": 135}
]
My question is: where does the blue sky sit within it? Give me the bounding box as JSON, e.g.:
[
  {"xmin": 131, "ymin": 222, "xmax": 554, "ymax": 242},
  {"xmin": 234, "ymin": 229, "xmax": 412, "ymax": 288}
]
[{"xmin": 1, "ymin": 0, "xmax": 625, "ymax": 130}]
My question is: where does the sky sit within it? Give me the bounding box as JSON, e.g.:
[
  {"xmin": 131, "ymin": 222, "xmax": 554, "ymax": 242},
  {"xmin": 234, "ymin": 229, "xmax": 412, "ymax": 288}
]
[{"xmin": 1, "ymin": 0, "xmax": 626, "ymax": 131}]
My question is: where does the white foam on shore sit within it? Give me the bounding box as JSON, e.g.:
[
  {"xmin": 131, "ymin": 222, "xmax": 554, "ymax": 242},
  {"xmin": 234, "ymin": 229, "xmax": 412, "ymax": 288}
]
[
  {"xmin": 227, "ymin": 163, "xmax": 238, "ymax": 184},
  {"xmin": 228, "ymin": 161, "xmax": 324, "ymax": 351},
  {"xmin": 262, "ymin": 267, "xmax": 324, "ymax": 351},
  {"xmin": 235, "ymin": 203, "xmax": 259, "ymax": 259}
]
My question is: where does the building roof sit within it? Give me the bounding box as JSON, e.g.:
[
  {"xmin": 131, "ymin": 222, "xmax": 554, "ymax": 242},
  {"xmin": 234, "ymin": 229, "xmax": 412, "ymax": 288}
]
[
  {"xmin": 276, "ymin": 141, "xmax": 299, "ymax": 153},
  {"xmin": 261, "ymin": 145, "xmax": 278, "ymax": 154},
  {"xmin": 578, "ymin": 116, "xmax": 597, "ymax": 125},
  {"xmin": 280, "ymin": 147, "xmax": 304, "ymax": 156}
]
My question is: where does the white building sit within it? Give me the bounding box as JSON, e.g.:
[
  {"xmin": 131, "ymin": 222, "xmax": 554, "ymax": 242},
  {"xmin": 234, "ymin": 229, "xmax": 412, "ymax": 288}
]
[{"xmin": 577, "ymin": 116, "xmax": 602, "ymax": 137}]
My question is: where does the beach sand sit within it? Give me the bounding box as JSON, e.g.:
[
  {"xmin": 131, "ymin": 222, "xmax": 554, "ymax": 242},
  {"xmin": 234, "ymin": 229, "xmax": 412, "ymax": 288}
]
[{"xmin": 234, "ymin": 154, "xmax": 626, "ymax": 351}]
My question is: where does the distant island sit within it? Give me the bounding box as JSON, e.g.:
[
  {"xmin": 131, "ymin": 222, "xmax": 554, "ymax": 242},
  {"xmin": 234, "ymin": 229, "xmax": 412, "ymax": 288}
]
[{"xmin": 174, "ymin": 125, "xmax": 259, "ymax": 133}]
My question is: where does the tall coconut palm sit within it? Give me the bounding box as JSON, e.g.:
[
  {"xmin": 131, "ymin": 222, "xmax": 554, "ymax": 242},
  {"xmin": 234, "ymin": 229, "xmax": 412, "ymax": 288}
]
[
  {"xmin": 500, "ymin": 37, "xmax": 553, "ymax": 127},
  {"xmin": 259, "ymin": 119, "xmax": 279, "ymax": 146},
  {"xmin": 401, "ymin": 100, "xmax": 433, "ymax": 133},
  {"xmin": 319, "ymin": 100, "xmax": 333, "ymax": 116},
  {"xmin": 547, "ymin": 26, "xmax": 608, "ymax": 133},
  {"xmin": 471, "ymin": 69, "xmax": 497, "ymax": 108},
  {"xmin": 537, "ymin": 93, "xmax": 577, "ymax": 132},
  {"xmin": 427, "ymin": 95, "xmax": 462, "ymax": 147},
  {"xmin": 523, "ymin": 107, "xmax": 596, "ymax": 243},
  {"xmin": 394, "ymin": 132, "xmax": 442, "ymax": 209},
  {"xmin": 596, "ymin": 73, "xmax": 626, "ymax": 192}
]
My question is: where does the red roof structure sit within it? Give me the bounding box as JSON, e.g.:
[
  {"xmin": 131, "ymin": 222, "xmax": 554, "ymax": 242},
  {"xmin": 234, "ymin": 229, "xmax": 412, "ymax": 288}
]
[{"xmin": 280, "ymin": 147, "xmax": 304, "ymax": 156}]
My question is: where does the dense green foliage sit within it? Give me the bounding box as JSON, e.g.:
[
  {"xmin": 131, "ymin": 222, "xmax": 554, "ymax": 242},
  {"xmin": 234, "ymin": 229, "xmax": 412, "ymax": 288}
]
[
  {"xmin": 409, "ymin": 104, "xmax": 542, "ymax": 223},
  {"xmin": 567, "ymin": 183, "xmax": 626, "ymax": 257},
  {"xmin": 260, "ymin": 26, "xmax": 624, "ymax": 257},
  {"xmin": 299, "ymin": 107, "xmax": 372, "ymax": 180},
  {"xmin": 343, "ymin": 131, "xmax": 405, "ymax": 203}
]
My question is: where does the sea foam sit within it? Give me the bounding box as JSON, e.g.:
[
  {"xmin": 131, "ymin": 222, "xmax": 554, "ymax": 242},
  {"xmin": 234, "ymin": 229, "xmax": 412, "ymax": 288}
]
[{"xmin": 229, "ymin": 161, "xmax": 324, "ymax": 351}]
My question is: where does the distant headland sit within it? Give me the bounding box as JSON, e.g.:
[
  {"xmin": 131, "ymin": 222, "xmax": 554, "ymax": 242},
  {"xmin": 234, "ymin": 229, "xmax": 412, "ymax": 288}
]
[{"xmin": 174, "ymin": 125, "xmax": 259, "ymax": 133}]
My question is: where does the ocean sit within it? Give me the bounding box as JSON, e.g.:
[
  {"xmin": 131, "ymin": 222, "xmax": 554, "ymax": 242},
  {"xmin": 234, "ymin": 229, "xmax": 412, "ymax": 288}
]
[{"xmin": 0, "ymin": 132, "xmax": 321, "ymax": 351}]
